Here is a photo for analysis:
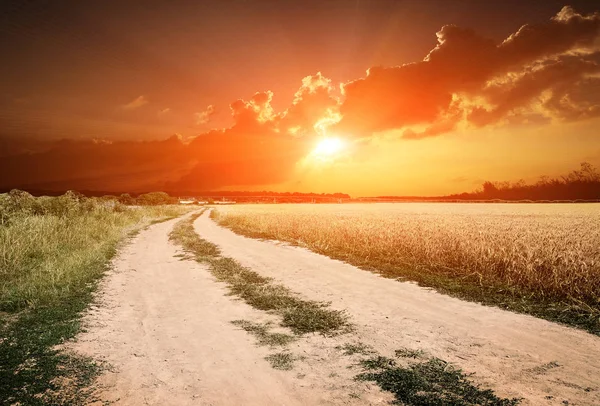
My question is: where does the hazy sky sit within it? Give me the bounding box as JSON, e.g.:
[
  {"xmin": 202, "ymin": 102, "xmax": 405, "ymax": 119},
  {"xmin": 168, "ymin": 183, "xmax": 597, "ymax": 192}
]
[{"xmin": 1, "ymin": 0, "xmax": 600, "ymax": 195}]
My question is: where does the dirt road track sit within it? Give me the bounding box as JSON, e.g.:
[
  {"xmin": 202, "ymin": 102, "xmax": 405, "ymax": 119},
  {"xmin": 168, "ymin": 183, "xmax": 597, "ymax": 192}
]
[
  {"xmin": 74, "ymin": 214, "xmax": 372, "ymax": 406},
  {"xmin": 73, "ymin": 211, "xmax": 600, "ymax": 405}
]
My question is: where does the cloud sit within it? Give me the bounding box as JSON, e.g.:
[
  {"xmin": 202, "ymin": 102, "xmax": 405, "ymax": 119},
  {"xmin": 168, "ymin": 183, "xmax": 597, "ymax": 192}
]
[
  {"xmin": 3, "ymin": 6, "xmax": 600, "ymax": 192},
  {"xmin": 195, "ymin": 105, "xmax": 215, "ymax": 125},
  {"xmin": 279, "ymin": 72, "xmax": 340, "ymax": 136},
  {"xmin": 121, "ymin": 95, "xmax": 148, "ymax": 110},
  {"xmin": 0, "ymin": 85, "xmax": 315, "ymax": 192},
  {"xmin": 169, "ymin": 92, "xmax": 309, "ymax": 190},
  {"xmin": 157, "ymin": 107, "xmax": 171, "ymax": 116},
  {"xmin": 335, "ymin": 6, "xmax": 600, "ymax": 139},
  {"xmin": 0, "ymin": 135, "xmax": 193, "ymax": 192}
]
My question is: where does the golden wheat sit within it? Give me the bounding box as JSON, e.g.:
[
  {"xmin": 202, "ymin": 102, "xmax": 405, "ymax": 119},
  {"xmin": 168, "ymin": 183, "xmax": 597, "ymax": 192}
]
[{"xmin": 213, "ymin": 203, "xmax": 600, "ymax": 330}]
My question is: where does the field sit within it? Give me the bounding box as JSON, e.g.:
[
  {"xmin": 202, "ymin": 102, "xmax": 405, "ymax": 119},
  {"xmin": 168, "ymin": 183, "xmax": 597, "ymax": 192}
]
[
  {"xmin": 212, "ymin": 203, "xmax": 600, "ymax": 334},
  {"xmin": 3, "ymin": 198, "xmax": 600, "ymax": 405},
  {"xmin": 0, "ymin": 191, "xmax": 192, "ymax": 405}
]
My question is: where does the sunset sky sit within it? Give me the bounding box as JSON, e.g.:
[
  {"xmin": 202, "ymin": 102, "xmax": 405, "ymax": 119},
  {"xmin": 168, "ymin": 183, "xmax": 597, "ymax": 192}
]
[{"xmin": 1, "ymin": 0, "xmax": 600, "ymax": 196}]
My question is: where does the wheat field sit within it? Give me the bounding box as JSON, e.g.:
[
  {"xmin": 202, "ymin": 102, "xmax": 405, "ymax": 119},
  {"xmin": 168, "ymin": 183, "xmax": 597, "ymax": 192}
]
[{"xmin": 212, "ymin": 203, "xmax": 600, "ymax": 333}]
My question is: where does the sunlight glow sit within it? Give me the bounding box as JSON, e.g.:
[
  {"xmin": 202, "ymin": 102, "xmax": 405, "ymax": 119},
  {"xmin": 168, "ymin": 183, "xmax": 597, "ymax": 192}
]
[{"xmin": 313, "ymin": 137, "xmax": 345, "ymax": 157}]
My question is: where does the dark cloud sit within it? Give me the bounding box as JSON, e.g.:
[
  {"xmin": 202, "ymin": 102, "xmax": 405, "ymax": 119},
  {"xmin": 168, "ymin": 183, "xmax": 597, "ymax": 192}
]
[
  {"xmin": 0, "ymin": 86, "xmax": 314, "ymax": 192},
  {"xmin": 0, "ymin": 136, "xmax": 192, "ymax": 191},
  {"xmin": 336, "ymin": 6, "xmax": 600, "ymax": 138}
]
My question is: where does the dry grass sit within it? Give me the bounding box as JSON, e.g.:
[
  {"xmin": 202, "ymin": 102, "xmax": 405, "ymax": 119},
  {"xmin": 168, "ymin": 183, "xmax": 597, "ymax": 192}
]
[
  {"xmin": 0, "ymin": 191, "xmax": 192, "ymax": 405},
  {"xmin": 212, "ymin": 203, "xmax": 600, "ymax": 334}
]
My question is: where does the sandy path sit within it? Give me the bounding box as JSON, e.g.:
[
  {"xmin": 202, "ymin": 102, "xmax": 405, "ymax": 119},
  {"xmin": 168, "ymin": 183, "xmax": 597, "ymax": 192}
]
[
  {"xmin": 197, "ymin": 210, "xmax": 600, "ymax": 406},
  {"xmin": 74, "ymin": 214, "xmax": 374, "ymax": 405}
]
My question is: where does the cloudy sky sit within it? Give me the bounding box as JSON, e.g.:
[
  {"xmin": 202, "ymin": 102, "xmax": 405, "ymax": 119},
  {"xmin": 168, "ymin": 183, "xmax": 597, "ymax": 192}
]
[{"xmin": 1, "ymin": 0, "xmax": 600, "ymax": 196}]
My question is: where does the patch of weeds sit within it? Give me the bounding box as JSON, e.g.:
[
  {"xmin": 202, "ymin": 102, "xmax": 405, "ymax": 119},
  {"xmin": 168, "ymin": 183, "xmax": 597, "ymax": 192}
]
[
  {"xmin": 356, "ymin": 354, "xmax": 521, "ymax": 405},
  {"xmin": 231, "ymin": 320, "xmax": 295, "ymax": 347},
  {"xmin": 395, "ymin": 347, "xmax": 426, "ymax": 359},
  {"xmin": 265, "ymin": 352, "xmax": 296, "ymax": 371},
  {"xmin": 170, "ymin": 214, "xmax": 351, "ymax": 336},
  {"xmin": 359, "ymin": 355, "xmax": 397, "ymax": 370},
  {"xmin": 280, "ymin": 302, "xmax": 349, "ymax": 335},
  {"xmin": 0, "ymin": 291, "xmax": 104, "ymax": 405},
  {"xmin": 337, "ymin": 342, "xmax": 375, "ymax": 356}
]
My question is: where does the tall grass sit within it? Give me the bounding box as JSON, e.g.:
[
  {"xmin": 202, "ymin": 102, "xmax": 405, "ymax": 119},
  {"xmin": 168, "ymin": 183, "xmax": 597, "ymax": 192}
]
[
  {"xmin": 212, "ymin": 203, "xmax": 600, "ymax": 334},
  {"xmin": 0, "ymin": 190, "xmax": 191, "ymax": 405},
  {"xmin": 0, "ymin": 190, "xmax": 190, "ymax": 311}
]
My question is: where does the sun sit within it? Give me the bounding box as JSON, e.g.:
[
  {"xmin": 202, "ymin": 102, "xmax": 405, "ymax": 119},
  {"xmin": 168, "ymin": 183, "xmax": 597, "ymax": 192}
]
[{"xmin": 313, "ymin": 137, "xmax": 345, "ymax": 157}]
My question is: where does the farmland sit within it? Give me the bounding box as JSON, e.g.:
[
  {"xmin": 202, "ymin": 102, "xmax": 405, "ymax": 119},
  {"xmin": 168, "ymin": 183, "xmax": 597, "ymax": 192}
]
[{"xmin": 212, "ymin": 203, "xmax": 600, "ymax": 334}]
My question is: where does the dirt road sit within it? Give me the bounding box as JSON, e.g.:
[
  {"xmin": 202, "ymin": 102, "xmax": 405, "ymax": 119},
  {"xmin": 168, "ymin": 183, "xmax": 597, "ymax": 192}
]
[
  {"xmin": 194, "ymin": 210, "xmax": 600, "ymax": 405},
  {"xmin": 74, "ymin": 211, "xmax": 600, "ymax": 405},
  {"xmin": 73, "ymin": 214, "xmax": 376, "ymax": 405}
]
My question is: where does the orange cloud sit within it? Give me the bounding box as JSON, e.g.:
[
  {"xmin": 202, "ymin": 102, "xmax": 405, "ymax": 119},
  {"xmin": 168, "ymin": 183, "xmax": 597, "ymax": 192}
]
[
  {"xmin": 195, "ymin": 105, "xmax": 215, "ymax": 125},
  {"xmin": 157, "ymin": 107, "xmax": 171, "ymax": 116},
  {"xmin": 121, "ymin": 95, "xmax": 149, "ymax": 110}
]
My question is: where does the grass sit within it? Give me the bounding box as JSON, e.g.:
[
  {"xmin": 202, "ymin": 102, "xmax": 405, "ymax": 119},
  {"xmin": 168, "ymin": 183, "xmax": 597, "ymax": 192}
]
[
  {"xmin": 264, "ymin": 351, "xmax": 296, "ymax": 370},
  {"xmin": 0, "ymin": 190, "xmax": 192, "ymax": 405},
  {"xmin": 169, "ymin": 212, "xmax": 350, "ymax": 336},
  {"xmin": 336, "ymin": 342, "xmax": 375, "ymax": 356},
  {"xmin": 211, "ymin": 203, "xmax": 600, "ymax": 335},
  {"xmin": 395, "ymin": 348, "xmax": 426, "ymax": 359},
  {"xmin": 356, "ymin": 354, "xmax": 521, "ymax": 405},
  {"xmin": 231, "ymin": 320, "xmax": 295, "ymax": 347}
]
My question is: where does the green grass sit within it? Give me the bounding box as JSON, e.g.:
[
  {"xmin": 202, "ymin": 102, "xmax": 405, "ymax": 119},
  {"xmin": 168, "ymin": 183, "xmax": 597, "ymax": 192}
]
[
  {"xmin": 0, "ymin": 191, "xmax": 192, "ymax": 405},
  {"xmin": 169, "ymin": 213, "xmax": 350, "ymax": 336},
  {"xmin": 231, "ymin": 320, "xmax": 295, "ymax": 347},
  {"xmin": 356, "ymin": 354, "xmax": 521, "ymax": 405}
]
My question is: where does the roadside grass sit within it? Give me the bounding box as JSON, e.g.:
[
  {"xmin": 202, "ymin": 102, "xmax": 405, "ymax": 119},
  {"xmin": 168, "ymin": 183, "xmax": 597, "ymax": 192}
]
[
  {"xmin": 169, "ymin": 212, "xmax": 350, "ymax": 337},
  {"xmin": 0, "ymin": 191, "xmax": 191, "ymax": 405},
  {"xmin": 231, "ymin": 320, "xmax": 295, "ymax": 347},
  {"xmin": 211, "ymin": 206, "xmax": 600, "ymax": 335},
  {"xmin": 355, "ymin": 353, "xmax": 521, "ymax": 405}
]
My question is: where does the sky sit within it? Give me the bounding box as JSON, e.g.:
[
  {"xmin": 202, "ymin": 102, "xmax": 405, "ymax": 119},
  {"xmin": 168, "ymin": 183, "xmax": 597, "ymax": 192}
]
[{"xmin": 1, "ymin": 0, "xmax": 600, "ymax": 196}]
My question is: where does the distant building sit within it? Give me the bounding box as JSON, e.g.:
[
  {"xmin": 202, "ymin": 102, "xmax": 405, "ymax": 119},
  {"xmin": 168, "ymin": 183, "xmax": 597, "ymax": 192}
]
[{"xmin": 178, "ymin": 198, "xmax": 197, "ymax": 205}]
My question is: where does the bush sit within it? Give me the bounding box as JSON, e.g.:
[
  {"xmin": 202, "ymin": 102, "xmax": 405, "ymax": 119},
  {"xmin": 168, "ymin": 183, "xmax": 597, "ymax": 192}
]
[
  {"xmin": 136, "ymin": 191, "xmax": 177, "ymax": 206},
  {"xmin": 118, "ymin": 193, "xmax": 136, "ymax": 205}
]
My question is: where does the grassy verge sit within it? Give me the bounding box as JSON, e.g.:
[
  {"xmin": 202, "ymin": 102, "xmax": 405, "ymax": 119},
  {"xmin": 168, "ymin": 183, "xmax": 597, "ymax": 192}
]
[
  {"xmin": 352, "ymin": 350, "xmax": 520, "ymax": 405},
  {"xmin": 0, "ymin": 191, "xmax": 192, "ymax": 405},
  {"xmin": 211, "ymin": 209, "xmax": 600, "ymax": 335}
]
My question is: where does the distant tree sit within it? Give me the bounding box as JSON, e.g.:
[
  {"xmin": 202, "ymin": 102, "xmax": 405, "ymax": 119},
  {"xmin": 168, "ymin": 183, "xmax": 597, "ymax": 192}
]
[
  {"xmin": 99, "ymin": 195, "xmax": 118, "ymax": 201},
  {"xmin": 118, "ymin": 193, "xmax": 136, "ymax": 205},
  {"xmin": 136, "ymin": 192, "xmax": 176, "ymax": 206},
  {"xmin": 468, "ymin": 162, "xmax": 600, "ymax": 201}
]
